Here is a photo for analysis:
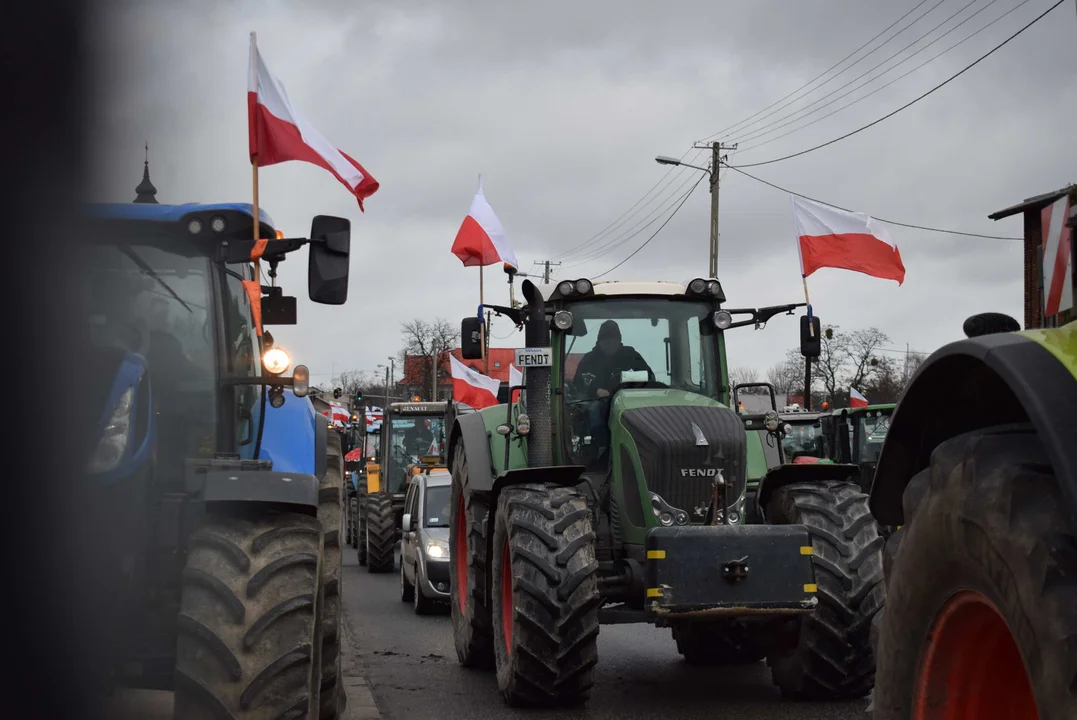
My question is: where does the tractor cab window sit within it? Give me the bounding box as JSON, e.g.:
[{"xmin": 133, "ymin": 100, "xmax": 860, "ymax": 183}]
[
  {"xmin": 782, "ymin": 420, "xmax": 827, "ymax": 460},
  {"xmin": 83, "ymin": 231, "xmax": 217, "ymax": 482},
  {"xmin": 560, "ymin": 297, "xmax": 720, "ymax": 466},
  {"xmin": 856, "ymin": 411, "xmax": 890, "ymax": 463},
  {"xmin": 384, "ymin": 416, "xmax": 445, "ymax": 492},
  {"xmin": 222, "ymin": 263, "xmax": 263, "ymax": 458}
]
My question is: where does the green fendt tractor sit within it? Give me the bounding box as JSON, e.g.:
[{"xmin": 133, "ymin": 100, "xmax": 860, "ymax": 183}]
[{"xmin": 447, "ymin": 277, "xmax": 883, "ymax": 707}]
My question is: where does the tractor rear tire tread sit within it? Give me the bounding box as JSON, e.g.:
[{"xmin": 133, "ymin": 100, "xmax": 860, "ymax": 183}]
[
  {"xmin": 492, "ymin": 485, "xmax": 600, "ymax": 707},
  {"xmin": 449, "ymin": 440, "xmax": 495, "ymax": 669},
  {"xmin": 175, "ymin": 511, "xmax": 322, "ymax": 720},
  {"xmin": 872, "ymin": 425, "xmax": 1077, "ymax": 720},
  {"xmin": 318, "ymin": 431, "xmax": 346, "ymax": 719},
  {"xmin": 765, "ymin": 479, "xmax": 883, "ymax": 700},
  {"xmin": 365, "ymin": 493, "xmax": 396, "ymax": 574}
]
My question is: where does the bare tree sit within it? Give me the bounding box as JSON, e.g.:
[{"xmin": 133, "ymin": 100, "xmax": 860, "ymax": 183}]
[
  {"xmin": 843, "ymin": 327, "xmax": 890, "ymax": 392},
  {"xmin": 399, "ymin": 318, "xmax": 460, "ymax": 400},
  {"xmin": 814, "ymin": 324, "xmax": 849, "ymax": 405},
  {"xmin": 331, "ymin": 370, "xmax": 369, "ymax": 398},
  {"xmin": 729, "ymin": 366, "xmax": 760, "ymax": 390},
  {"xmin": 767, "ymin": 350, "xmax": 805, "ymax": 396}
]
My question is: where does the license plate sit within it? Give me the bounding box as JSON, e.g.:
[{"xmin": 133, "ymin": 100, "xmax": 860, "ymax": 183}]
[{"xmin": 514, "ymin": 347, "xmax": 552, "ymax": 367}]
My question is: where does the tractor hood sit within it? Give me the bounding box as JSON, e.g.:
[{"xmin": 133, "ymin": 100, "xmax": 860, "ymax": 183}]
[{"xmin": 610, "ymin": 388, "xmax": 748, "ymax": 524}]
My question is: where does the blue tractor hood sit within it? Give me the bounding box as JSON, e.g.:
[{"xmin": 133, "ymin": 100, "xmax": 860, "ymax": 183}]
[{"xmin": 258, "ymin": 389, "xmax": 319, "ymax": 474}]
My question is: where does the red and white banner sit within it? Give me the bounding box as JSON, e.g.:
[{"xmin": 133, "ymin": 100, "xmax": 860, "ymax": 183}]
[
  {"xmin": 330, "ymin": 405, "xmax": 350, "ymax": 426},
  {"xmin": 248, "ymin": 34, "xmax": 379, "ymax": 210},
  {"xmin": 792, "ymin": 195, "xmax": 905, "ymax": 285},
  {"xmin": 849, "ymin": 387, "xmax": 868, "ymax": 408},
  {"xmin": 450, "ymin": 177, "xmax": 518, "ymax": 270},
  {"xmin": 365, "ymin": 407, "xmax": 383, "ymax": 433},
  {"xmin": 450, "ymin": 355, "xmax": 501, "ymax": 410},
  {"xmin": 509, "ymin": 364, "xmax": 523, "ymax": 403},
  {"xmin": 1041, "ymin": 194, "xmax": 1073, "ymax": 318}
]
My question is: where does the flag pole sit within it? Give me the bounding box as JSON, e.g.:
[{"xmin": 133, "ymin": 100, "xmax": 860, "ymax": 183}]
[
  {"xmin": 479, "ymin": 264, "xmax": 487, "ymax": 372},
  {"xmin": 791, "ymin": 194, "xmax": 814, "ymax": 338}
]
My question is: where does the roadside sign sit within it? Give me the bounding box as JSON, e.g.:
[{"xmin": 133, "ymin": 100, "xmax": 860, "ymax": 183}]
[{"xmin": 514, "ymin": 347, "xmax": 552, "ymax": 368}]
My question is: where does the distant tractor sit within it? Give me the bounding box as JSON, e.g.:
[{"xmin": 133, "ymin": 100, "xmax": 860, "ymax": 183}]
[
  {"xmin": 361, "ymin": 401, "xmax": 448, "ymax": 572},
  {"xmin": 827, "ymin": 403, "xmax": 894, "ymax": 493},
  {"xmin": 447, "ymin": 277, "xmax": 883, "ymax": 707}
]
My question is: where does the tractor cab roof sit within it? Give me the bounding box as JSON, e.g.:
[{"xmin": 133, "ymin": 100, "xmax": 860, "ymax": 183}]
[
  {"xmin": 89, "ymin": 201, "xmax": 276, "ymax": 229},
  {"xmin": 540, "ymin": 278, "xmax": 726, "ymax": 303},
  {"xmin": 387, "ymin": 401, "xmax": 448, "ymax": 416},
  {"xmin": 833, "ymin": 403, "xmax": 896, "ymax": 416},
  {"xmin": 780, "ymin": 411, "xmax": 828, "ymax": 423}
]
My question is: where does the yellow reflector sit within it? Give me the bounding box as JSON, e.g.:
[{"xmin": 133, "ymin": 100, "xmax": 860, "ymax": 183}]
[
  {"xmin": 800, "ymin": 546, "xmax": 813, "ymax": 555},
  {"xmin": 804, "ymin": 584, "xmax": 818, "ymax": 593},
  {"xmin": 646, "ymin": 588, "xmax": 663, "ymax": 598},
  {"xmin": 646, "ymin": 550, "xmax": 666, "ymax": 560}
]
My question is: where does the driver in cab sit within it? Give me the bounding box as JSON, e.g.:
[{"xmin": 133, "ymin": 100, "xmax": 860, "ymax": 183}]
[{"xmin": 572, "ymin": 320, "xmax": 654, "ymax": 455}]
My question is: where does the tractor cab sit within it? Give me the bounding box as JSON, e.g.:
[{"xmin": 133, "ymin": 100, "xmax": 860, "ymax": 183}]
[{"xmin": 829, "ymin": 403, "xmax": 894, "ymax": 493}]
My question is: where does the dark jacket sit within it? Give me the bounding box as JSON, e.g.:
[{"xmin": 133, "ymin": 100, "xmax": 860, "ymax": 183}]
[{"xmin": 573, "ymin": 345, "xmax": 653, "ymax": 399}]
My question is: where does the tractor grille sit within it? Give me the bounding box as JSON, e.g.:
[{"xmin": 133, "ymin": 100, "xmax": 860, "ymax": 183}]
[{"xmin": 620, "ymin": 405, "xmax": 746, "ymax": 522}]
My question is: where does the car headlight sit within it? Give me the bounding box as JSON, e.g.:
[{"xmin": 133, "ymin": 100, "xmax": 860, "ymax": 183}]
[
  {"xmin": 263, "ymin": 347, "xmax": 290, "ymax": 374},
  {"xmin": 426, "ymin": 538, "xmax": 449, "ymax": 560},
  {"xmin": 88, "ymin": 385, "xmax": 135, "ymax": 473}
]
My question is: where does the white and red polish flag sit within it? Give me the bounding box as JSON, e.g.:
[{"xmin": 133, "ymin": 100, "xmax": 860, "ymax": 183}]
[
  {"xmin": 792, "ymin": 195, "xmax": 905, "ymax": 285},
  {"xmin": 1041, "ymin": 194, "xmax": 1073, "ymax": 318},
  {"xmin": 849, "ymin": 387, "xmax": 869, "ymax": 409},
  {"xmin": 451, "ymin": 177, "xmax": 519, "ymax": 270},
  {"xmin": 449, "ymin": 355, "xmax": 502, "ymax": 410},
  {"xmin": 248, "ymin": 33, "xmax": 379, "ymax": 210},
  {"xmin": 509, "ymin": 364, "xmax": 523, "ymax": 403}
]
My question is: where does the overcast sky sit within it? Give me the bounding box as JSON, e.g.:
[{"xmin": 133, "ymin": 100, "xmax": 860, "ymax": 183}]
[{"xmin": 88, "ymin": 0, "xmax": 1077, "ymax": 388}]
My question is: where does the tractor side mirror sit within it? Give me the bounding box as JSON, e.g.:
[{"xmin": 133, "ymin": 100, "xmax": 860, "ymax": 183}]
[
  {"xmin": 800, "ymin": 315, "xmax": 821, "ymax": 357},
  {"xmin": 308, "ymin": 215, "xmax": 350, "ymax": 305},
  {"xmin": 461, "ymin": 317, "xmax": 483, "ymax": 360}
]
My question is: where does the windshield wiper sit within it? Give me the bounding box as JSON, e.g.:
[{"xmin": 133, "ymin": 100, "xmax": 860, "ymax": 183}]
[{"xmin": 119, "ymin": 245, "xmax": 192, "ymax": 313}]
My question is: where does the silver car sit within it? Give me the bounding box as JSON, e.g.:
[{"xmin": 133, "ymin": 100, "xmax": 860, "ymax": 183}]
[{"xmin": 400, "ymin": 470, "xmax": 451, "ymax": 614}]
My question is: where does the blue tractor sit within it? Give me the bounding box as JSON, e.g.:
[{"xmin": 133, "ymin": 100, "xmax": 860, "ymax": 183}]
[{"xmin": 81, "ymin": 198, "xmax": 352, "ymax": 719}]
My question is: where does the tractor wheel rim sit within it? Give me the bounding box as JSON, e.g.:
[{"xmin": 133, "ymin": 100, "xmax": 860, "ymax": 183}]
[
  {"xmin": 914, "ymin": 590, "xmax": 1038, "ymax": 720},
  {"xmin": 501, "ymin": 538, "xmax": 512, "ymax": 655},
  {"xmin": 455, "ymin": 493, "xmax": 468, "ymax": 614}
]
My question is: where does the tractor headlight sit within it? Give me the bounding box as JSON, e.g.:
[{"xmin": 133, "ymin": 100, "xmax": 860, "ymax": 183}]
[
  {"xmin": 764, "ymin": 410, "xmax": 779, "ymax": 432},
  {"xmin": 713, "ymin": 310, "xmax": 732, "ymax": 330},
  {"xmin": 88, "ymin": 385, "xmax": 134, "ymax": 473},
  {"xmin": 552, "ymin": 310, "xmax": 574, "ymax": 331},
  {"xmin": 187, "ymin": 218, "xmax": 203, "ymax": 234},
  {"xmin": 263, "ymin": 347, "xmax": 290, "ymax": 375},
  {"xmin": 689, "ymin": 278, "xmax": 706, "ymax": 294},
  {"xmin": 426, "ymin": 538, "xmax": 449, "ymax": 560},
  {"xmin": 707, "ymin": 280, "xmax": 722, "ymax": 296},
  {"xmin": 516, "ymin": 414, "xmax": 530, "ymax": 435},
  {"xmin": 557, "ymin": 280, "xmax": 575, "ymax": 296},
  {"xmin": 210, "ymin": 215, "xmax": 226, "ymax": 232},
  {"xmin": 575, "ymin": 278, "xmax": 592, "ymax": 294},
  {"xmin": 292, "ymin": 365, "xmax": 309, "ymax": 397},
  {"xmin": 658, "ymin": 512, "xmax": 673, "ymax": 526},
  {"xmin": 650, "ymin": 492, "xmax": 690, "ymax": 525}
]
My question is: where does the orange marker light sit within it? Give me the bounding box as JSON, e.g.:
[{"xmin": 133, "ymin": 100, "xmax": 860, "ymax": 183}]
[{"xmin": 275, "ymin": 229, "xmax": 284, "ymax": 239}]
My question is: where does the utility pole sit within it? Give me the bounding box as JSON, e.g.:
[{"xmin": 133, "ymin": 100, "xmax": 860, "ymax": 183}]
[
  {"xmin": 692, "ymin": 141, "xmax": 737, "ymax": 278},
  {"xmin": 387, "ymin": 357, "xmax": 395, "ymax": 403},
  {"xmin": 383, "ymin": 365, "xmax": 390, "ymax": 404},
  {"xmin": 532, "ymin": 260, "xmax": 561, "ymax": 284}
]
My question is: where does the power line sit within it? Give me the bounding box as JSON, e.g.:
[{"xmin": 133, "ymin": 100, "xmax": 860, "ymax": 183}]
[
  {"xmin": 728, "ymin": 0, "xmax": 1066, "ymax": 169},
  {"xmin": 726, "ymin": 164, "xmax": 1022, "ymax": 239},
  {"xmin": 730, "ymin": 0, "xmax": 1003, "ymax": 147},
  {"xmin": 699, "ymin": 0, "xmax": 938, "ymax": 142},
  {"xmin": 736, "ymin": 0, "xmax": 1035, "ymax": 153},
  {"xmin": 592, "ymin": 174, "xmax": 707, "ymax": 279},
  {"xmin": 728, "ymin": 163, "xmax": 1020, "ymax": 238}
]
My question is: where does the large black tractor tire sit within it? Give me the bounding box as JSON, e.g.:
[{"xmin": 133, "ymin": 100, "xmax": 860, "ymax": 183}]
[
  {"xmin": 873, "ymin": 425, "xmax": 1077, "ymax": 720},
  {"xmin": 174, "ymin": 510, "xmax": 322, "ymax": 719},
  {"xmin": 448, "ymin": 437, "xmax": 495, "ymax": 669},
  {"xmin": 671, "ymin": 622, "xmax": 767, "ymax": 666},
  {"xmin": 356, "ymin": 489, "xmax": 368, "ymax": 566},
  {"xmin": 764, "ymin": 479, "xmax": 884, "ymax": 700},
  {"xmin": 318, "ymin": 431, "xmax": 346, "ymax": 719},
  {"xmin": 490, "ymin": 484, "xmax": 601, "ymax": 707},
  {"xmin": 364, "ymin": 492, "xmax": 396, "ymax": 574},
  {"xmin": 347, "ymin": 494, "xmax": 359, "ymax": 548}
]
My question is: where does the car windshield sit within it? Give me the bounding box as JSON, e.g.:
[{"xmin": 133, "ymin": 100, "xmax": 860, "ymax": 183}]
[
  {"xmin": 782, "ymin": 420, "xmax": 826, "ymax": 459},
  {"xmin": 856, "ymin": 410, "xmax": 891, "ymax": 463},
  {"xmin": 384, "ymin": 416, "xmax": 445, "ymax": 491},
  {"xmin": 82, "ymin": 231, "xmax": 217, "ymax": 480},
  {"xmin": 424, "ymin": 485, "xmax": 451, "ymax": 527}
]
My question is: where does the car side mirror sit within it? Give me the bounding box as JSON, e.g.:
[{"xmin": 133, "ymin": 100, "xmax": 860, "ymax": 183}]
[
  {"xmin": 308, "ymin": 215, "xmax": 350, "ymax": 305},
  {"xmin": 402, "ymin": 513, "xmax": 412, "ymax": 533}
]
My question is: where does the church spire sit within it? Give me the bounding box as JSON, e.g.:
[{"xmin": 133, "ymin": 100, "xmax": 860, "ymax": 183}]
[{"xmin": 134, "ymin": 142, "xmax": 158, "ymax": 204}]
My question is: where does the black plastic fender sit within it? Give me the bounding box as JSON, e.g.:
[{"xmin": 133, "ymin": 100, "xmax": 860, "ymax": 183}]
[
  {"xmin": 492, "ymin": 465, "xmax": 588, "ymax": 495},
  {"xmin": 869, "ymin": 333, "xmax": 1077, "ymax": 528},
  {"xmin": 449, "ymin": 410, "xmax": 495, "ymax": 493},
  {"xmin": 202, "ymin": 469, "xmax": 319, "ymax": 513},
  {"xmin": 755, "ymin": 462, "xmax": 862, "ymax": 521}
]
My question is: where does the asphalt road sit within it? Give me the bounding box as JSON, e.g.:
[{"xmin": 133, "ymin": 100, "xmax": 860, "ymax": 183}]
[{"xmin": 341, "ymin": 549, "xmax": 873, "ymax": 720}]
